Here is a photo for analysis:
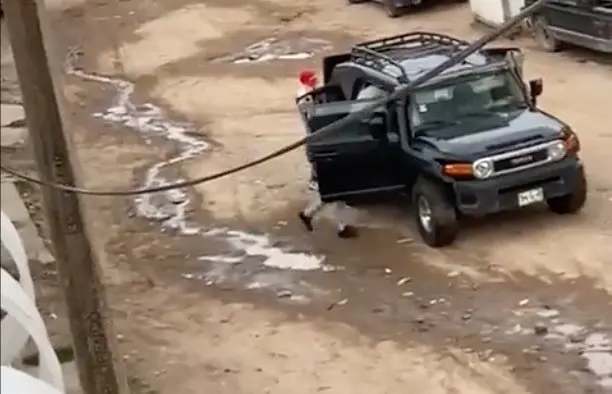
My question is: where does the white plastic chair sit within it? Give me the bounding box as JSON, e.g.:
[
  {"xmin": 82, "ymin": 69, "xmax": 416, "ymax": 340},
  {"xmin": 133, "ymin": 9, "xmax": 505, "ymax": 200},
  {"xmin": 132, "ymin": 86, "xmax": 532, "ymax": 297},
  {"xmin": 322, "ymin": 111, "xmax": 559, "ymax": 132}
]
[{"xmin": 1, "ymin": 210, "xmax": 65, "ymax": 393}]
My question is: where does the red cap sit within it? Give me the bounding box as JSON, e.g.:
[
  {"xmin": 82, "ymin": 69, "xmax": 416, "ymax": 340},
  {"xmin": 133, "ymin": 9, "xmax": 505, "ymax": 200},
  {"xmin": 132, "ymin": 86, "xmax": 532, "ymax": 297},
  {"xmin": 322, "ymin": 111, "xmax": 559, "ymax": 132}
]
[{"xmin": 298, "ymin": 70, "xmax": 318, "ymax": 88}]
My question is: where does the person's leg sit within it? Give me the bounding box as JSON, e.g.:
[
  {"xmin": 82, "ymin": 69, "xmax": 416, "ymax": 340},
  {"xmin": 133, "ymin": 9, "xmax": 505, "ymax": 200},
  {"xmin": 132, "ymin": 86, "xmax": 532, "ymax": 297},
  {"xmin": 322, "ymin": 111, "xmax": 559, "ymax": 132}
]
[
  {"xmin": 330, "ymin": 202, "xmax": 358, "ymax": 238},
  {"xmin": 299, "ymin": 192, "xmax": 324, "ymax": 232},
  {"xmin": 308, "ymin": 165, "xmax": 318, "ymax": 191}
]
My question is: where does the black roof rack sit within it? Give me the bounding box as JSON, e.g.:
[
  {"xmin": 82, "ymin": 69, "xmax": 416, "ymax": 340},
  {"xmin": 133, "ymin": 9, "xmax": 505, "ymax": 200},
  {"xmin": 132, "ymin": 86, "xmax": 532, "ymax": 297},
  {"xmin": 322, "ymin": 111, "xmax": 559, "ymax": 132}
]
[
  {"xmin": 357, "ymin": 31, "xmax": 469, "ymax": 54},
  {"xmin": 350, "ymin": 46, "xmax": 409, "ymax": 82},
  {"xmin": 350, "ymin": 32, "xmax": 470, "ymax": 82}
]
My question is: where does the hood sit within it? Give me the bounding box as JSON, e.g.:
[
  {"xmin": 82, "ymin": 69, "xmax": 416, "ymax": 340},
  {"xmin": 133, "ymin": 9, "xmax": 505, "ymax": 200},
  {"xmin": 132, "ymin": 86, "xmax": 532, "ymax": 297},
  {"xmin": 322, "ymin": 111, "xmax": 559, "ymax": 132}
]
[{"xmin": 419, "ymin": 109, "xmax": 565, "ymax": 159}]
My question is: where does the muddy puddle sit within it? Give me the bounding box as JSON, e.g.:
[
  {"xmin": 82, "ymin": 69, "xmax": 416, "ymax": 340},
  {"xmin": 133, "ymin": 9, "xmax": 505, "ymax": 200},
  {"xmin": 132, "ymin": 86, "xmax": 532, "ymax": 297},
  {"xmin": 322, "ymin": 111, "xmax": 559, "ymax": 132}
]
[
  {"xmin": 299, "ymin": 250, "xmax": 612, "ymax": 393},
  {"xmin": 211, "ymin": 36, "xmax": 332, "ymax": 64},
  {"xmin": 65, "ymin": 48, "xmax": 334, "ymax": 300}
]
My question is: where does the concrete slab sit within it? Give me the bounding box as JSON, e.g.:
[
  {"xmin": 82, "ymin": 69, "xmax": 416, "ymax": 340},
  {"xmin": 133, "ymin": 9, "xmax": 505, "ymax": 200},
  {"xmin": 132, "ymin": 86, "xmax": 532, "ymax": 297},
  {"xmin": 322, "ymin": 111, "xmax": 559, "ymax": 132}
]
[
  {"xmin": 61, "ymin": 361, "xmax": 83, "ymax": 394},
  {"xmin": 0, "ymin": 21, "xmax": 14, "ymax": 68},
  {"xmin": 1, "ymin": 173, "xmax": 16, "ymax": 183},
  {"xmin": 1, "ymin": 126, "xmax": 28, "ymax": 147},
  {"xmin": 19, "ymin": 361, "xmax": 83, "ymax": 394},
  {"xmin": 1, "ymin": 181, "xmax": 31, "ymax": 225},
  {"xmin": 0, "ymin": 103, "xmax": 25, "ymax": 126},
  {"xmin": 1, "ymin": 181, "xmax": 55, "ymax": 265},
  {"xmin": 18, "ymin": 224, "xmax": 55, "ymax": 264}
]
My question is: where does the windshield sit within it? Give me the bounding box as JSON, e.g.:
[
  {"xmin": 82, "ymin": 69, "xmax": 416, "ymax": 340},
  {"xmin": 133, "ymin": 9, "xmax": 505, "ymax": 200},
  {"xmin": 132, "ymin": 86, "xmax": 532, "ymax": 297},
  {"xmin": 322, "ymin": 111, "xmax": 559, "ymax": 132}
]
[{"xmin": 410, "ymin": 71, "xmax": 527, "ymax": 136}]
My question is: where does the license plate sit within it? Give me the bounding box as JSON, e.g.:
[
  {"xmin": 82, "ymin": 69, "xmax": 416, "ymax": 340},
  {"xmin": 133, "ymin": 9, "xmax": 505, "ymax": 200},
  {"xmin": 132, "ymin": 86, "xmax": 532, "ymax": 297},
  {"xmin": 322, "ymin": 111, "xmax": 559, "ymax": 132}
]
[{"xmin": 517, "ymin": 188, "xmax": 544, "ymax": 207}]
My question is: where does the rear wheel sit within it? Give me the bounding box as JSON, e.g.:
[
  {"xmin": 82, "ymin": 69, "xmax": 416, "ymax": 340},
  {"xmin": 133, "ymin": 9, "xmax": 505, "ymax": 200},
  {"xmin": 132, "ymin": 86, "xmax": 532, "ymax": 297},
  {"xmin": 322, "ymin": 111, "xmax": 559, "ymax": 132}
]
[
  {"xmin": 533, "ymin": 15, "xmax": 561, "ymax": 52},
  {"xmin": 412, "ymin": 178, "xmax": 459, "ymax": 247},
  {"xmin": 547, "ymin": 168, "xmax": 587, "ymax": 214},
  {"xmin": 383, "ymin": 0, "xmax": 402, "ymax": 18}
]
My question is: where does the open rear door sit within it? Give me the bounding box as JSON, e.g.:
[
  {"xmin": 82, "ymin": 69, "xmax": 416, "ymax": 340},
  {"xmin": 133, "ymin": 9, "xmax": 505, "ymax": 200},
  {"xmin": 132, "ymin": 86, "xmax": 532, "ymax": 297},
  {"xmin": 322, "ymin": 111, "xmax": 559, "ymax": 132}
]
[
  {"xmin": 322, "ymin": 53, "xmax": 351, "ymax": 84},
  {"xmin": 301, "ymin": 100, "xmax": 404, "ymax": 202}
]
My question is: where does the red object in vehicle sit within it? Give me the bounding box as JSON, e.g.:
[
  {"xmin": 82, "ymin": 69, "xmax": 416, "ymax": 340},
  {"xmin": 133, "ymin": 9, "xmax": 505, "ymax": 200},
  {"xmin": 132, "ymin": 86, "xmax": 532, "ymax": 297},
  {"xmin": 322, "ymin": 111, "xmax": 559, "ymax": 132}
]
[{"xmin": 297, "ymin": 70, "xmax": 318, "ymax": 97}]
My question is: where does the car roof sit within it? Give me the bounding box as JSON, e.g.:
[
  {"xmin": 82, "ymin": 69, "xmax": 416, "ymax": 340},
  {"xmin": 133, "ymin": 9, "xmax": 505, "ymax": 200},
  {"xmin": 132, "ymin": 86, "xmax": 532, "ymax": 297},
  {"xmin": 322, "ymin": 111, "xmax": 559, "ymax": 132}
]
[{"xmin": 380, "ymin": 51, "xmax": 496, "ymax": 81}]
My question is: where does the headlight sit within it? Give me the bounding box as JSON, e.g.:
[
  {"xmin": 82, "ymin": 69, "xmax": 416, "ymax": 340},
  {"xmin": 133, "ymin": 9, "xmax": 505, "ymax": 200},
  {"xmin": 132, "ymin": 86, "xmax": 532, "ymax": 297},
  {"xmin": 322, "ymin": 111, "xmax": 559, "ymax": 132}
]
[
  {"xmin": 472, "ymin": 159, "xmax": 494, "ymax": 179},
  {"xmin": 547, "ymin": 140, "xmax": 566, "ymax": 161},
  {"xmin": 561, "ymin": 126, "xmax": 580, "ymax": 154}
]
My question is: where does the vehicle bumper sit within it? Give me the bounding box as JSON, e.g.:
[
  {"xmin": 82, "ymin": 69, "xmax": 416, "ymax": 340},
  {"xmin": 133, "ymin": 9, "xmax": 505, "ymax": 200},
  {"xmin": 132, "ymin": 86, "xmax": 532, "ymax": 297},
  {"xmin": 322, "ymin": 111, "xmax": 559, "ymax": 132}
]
[{"xmin": 453, "ymin": 157, "xmax": 585, "ymax": 215}]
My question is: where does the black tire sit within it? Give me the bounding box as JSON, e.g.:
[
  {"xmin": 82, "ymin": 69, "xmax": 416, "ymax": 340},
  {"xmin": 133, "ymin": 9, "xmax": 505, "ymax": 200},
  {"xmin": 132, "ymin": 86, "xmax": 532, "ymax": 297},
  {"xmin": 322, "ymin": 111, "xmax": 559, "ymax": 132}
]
[
  {"xmin": 547, "ymin": 168, "xmax": 587, "ymax": 214},
  {"xmin": 383, "ymin": 0, "xmax": 402, "ymax": 18},
  {"xmin": 348, "ymin": 0, "xmax": 367, "ymax": 3},
  {"xmin": 412, "ymin": 178, "xmax": 459, "ymax": 247},
  {"xmin": 533, "ymin": 15, "xmax": 561, "ymax": 52}
]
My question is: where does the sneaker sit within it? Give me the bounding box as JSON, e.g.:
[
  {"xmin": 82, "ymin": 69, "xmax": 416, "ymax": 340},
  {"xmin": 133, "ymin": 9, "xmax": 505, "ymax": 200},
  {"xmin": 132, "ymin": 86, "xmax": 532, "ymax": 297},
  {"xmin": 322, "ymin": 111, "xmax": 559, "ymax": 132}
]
[
  {"xmin": 337, "ymin": 225, "xmax": 358, "ymax": 239},
  {"xmin": 298, "ymin": 211, "xmax": 314, "ymax": 232}
]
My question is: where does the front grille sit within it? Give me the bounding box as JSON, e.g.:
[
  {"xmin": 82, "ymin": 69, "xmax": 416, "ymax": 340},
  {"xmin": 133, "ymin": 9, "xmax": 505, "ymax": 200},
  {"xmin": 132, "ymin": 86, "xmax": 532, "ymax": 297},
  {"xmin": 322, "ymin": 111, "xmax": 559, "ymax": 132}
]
[
  {"xmin": 475, "ymin": 140, "xmax": 562, "ymax": 179},
  {"xmin": 493, "ymin": 148, "xmax": 549, "ymax": 172}
]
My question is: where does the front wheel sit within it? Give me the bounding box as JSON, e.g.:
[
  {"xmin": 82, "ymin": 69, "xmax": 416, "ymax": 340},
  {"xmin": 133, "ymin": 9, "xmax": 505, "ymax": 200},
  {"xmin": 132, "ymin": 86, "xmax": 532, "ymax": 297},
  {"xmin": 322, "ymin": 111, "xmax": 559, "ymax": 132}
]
[
  {"xmin": 412, "ymin": 178, "xmax": 459, "ymax": 247},
  {"xmin": 533, "ymin": 15, "xmax": 561, "ymax": 52},
  {"xmin": 547, "ymin": 169, "xmax": 587, "ymax": 214},
  {"xmin": 383, "ymin": 0, "xmax": 403, "ymax": 18}
]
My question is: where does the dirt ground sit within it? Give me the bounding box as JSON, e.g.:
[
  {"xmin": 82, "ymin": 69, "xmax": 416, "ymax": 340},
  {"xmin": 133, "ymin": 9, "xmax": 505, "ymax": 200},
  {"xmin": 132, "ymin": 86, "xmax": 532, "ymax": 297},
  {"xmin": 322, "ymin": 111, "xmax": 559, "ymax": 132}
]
[{"xmin": 2, "ymin": 0, "xmax": 612, "ymax": 393}]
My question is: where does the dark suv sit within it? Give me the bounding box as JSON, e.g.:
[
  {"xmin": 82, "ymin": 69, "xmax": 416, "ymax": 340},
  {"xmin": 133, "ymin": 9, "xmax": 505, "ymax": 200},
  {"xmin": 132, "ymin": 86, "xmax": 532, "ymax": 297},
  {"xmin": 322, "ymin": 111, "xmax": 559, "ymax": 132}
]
[
  {"xmin": 347, "ymin": 0, "xmax": 467, "ymax": 18},
  {"xmin": 297, "ymin": 32, "xmax": 587, "ymax": 247},
  {"xmin": 527, "ymin": 0, "xmax": 612, "ymax": 53}
]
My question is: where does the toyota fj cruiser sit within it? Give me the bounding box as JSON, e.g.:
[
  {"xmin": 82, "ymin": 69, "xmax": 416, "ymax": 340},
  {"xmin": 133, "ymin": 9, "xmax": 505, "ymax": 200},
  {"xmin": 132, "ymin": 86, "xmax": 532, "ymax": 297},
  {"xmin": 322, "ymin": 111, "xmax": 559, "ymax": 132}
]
[{"xmin": 297, "ymin": 32, "xmax": 587, "ymax": 247}]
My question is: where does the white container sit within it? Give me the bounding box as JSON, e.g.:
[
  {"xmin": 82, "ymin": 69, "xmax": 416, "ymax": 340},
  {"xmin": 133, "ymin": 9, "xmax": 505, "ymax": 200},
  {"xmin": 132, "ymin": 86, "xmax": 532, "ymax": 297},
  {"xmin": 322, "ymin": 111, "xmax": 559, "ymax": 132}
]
[{"xmin": 469, "ymin": 0, "xmax": 526, "ymax": 27}]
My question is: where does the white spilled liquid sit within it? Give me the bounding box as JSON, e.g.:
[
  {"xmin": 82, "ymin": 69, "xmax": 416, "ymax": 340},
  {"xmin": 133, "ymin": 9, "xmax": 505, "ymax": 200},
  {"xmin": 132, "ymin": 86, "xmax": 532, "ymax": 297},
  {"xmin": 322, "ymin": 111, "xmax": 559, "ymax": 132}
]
[{"xmin": 64, "ymin": 50, "xmax": 325, "ymax": 275}]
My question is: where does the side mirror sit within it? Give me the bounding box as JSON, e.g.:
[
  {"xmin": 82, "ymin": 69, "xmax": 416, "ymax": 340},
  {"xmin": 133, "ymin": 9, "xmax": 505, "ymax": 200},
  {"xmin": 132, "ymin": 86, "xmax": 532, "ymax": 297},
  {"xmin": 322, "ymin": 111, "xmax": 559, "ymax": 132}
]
[{"xmin": 529, "ymin": 78, "xmax": 543, "ymax": 98}]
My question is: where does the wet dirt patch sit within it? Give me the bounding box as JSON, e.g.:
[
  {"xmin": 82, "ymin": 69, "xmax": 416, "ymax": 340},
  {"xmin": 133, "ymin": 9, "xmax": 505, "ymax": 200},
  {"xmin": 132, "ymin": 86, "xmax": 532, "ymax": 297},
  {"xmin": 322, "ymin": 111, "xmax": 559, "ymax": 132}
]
[
  {"xmin": 295, "ymin": 253, "xmax": 612, "ymax": 394},
  {"xmin": 65, "ymin": 48, "xmax": 333, "ymax": 303},
  {"xmin": 545, "ymin": 321, "xmax": 612, "ymax": 388},
  {"xmin": 210, "ymin": 36, "xmax": 332, "ymax": 64},
  {"xmin": 144, "ymin": 223, "xmax": 612, "ymax": 394}
]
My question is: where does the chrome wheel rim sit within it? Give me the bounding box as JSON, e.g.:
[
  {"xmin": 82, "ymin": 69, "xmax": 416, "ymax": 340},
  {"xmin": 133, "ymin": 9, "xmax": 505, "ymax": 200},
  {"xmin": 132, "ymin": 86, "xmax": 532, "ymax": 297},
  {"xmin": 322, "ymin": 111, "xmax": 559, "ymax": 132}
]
[{"xmin": 418, "ymin": 196, "xmax": 433, "ymax": 233}]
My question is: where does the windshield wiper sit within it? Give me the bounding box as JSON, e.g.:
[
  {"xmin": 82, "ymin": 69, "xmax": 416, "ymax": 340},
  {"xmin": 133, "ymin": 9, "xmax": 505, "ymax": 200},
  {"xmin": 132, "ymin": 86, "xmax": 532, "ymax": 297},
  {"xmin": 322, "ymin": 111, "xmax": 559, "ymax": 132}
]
[
  {"xmin": 415, "ymin": 119, "xmax": 460, "ymax": 131},
  {"xmin": 490, "ymin": 101, "xmax": 529, "ymax": 110},
  {"xmin": 456, "ymin": 110, "xmax": 496, "ymax": 119},
  {"xmin": 414, "ymin": 119, "xmax": 461, "ymax": 137},
  {"xmin": 459, "ymin": 101, "xmax": 529, "ymax": 117}
]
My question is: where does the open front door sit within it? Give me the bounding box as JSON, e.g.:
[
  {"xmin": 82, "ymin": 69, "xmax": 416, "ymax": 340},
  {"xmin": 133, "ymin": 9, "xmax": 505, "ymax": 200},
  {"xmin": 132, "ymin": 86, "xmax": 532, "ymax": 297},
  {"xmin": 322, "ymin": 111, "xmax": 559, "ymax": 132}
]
[{"xmin": 302, "ymin": 100, "xmax": 405, "ymax": 202}]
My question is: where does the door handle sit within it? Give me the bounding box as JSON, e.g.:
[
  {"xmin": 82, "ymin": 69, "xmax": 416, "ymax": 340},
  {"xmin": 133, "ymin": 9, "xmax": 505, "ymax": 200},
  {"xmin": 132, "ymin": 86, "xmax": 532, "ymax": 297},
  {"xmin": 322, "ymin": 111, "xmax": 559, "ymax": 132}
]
[
  {"xmin": 313, "ymin": 149, "xmax": 338, "ymax": 158},
  {"xmin": 317, "ymin": 150, "xmax": 338, "ymax": 158}
]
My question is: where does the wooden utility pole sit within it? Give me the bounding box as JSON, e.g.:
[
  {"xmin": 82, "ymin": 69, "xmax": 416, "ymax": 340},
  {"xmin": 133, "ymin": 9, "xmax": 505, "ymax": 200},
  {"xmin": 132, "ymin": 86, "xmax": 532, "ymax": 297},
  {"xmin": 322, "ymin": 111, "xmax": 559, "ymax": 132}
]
[{"xmin": 3, "ymin": 1, "xmax": 129, "ymax": 393}]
